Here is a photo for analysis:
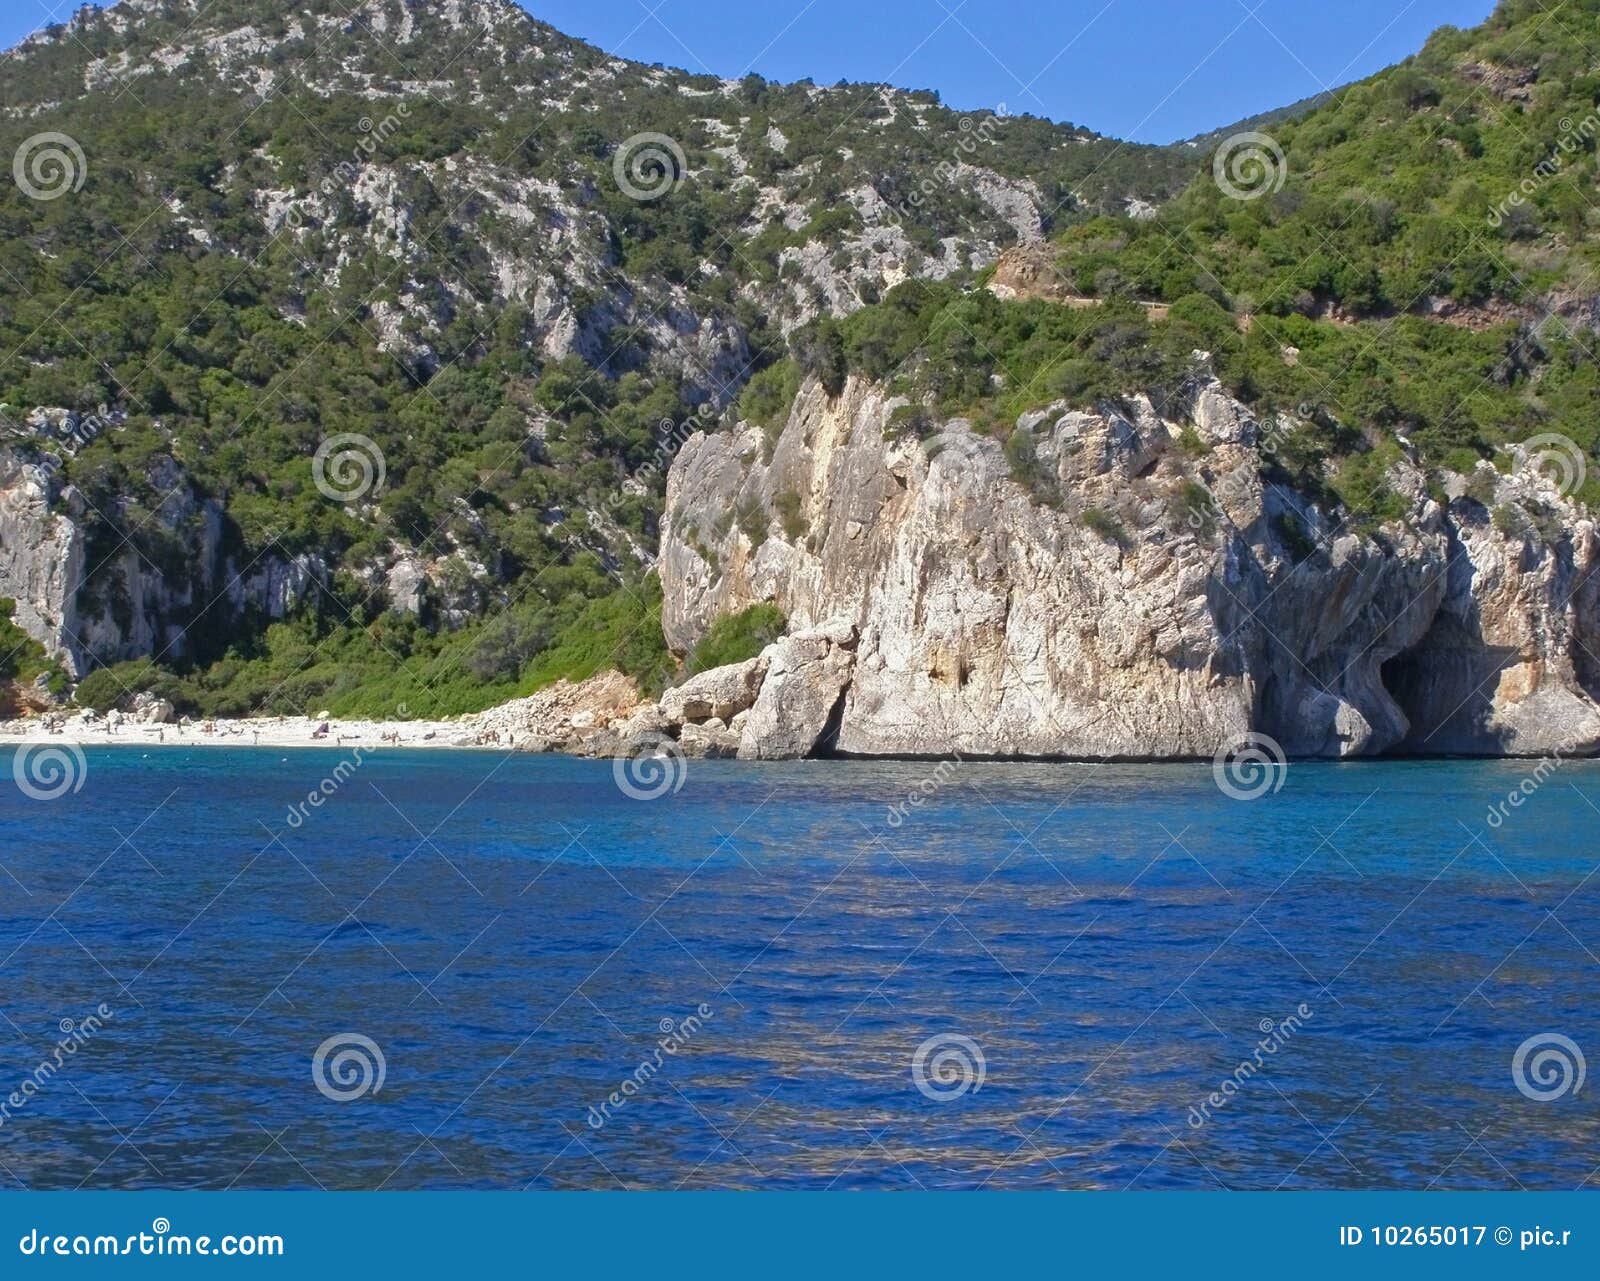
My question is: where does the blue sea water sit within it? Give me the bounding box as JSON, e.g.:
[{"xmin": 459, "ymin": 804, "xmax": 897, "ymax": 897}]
[{"xmin": 0, "ymin": 746, "xmax": 1595, "ymax": 1191}]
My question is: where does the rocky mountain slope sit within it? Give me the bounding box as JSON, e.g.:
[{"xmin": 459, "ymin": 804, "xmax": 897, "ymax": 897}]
[
  {"xmin": 0, "ymin": 0, "xmax": 1196, "ymax": 698},
  {"xmin": 4, "ymin": 0, "xmax": 1600, "ymax": 762}
]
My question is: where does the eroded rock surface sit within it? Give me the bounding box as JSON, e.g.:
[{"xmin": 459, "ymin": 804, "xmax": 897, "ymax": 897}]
[
  {"xmin": 737, "ymin": 621, "xmax": 857, "ymax": 760},
  {"xmin": 658, "ymin": 374, "xmax": 1600, "ymax": 759}
]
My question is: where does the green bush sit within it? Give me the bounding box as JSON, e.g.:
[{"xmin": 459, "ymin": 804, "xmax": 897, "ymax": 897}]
[
  {"xmin": 738, "ymin": 359, "xmax": 801, "ymax": 443},
  {"xmin": 1081, "ymin": 507, "xmax": 1129, "ymax": 548},
  {"xmin": 72, "ymin": 658, "xmax": 176, "ymax": 712},
  {"xmin": 0, "ymin": 599, "xmax": 62, "ymax": 690},
  {"xmin": 772, "ymin": 490, "xmax": 807, "ymax": 541},
  {"xmin": 1174, "ymin": 478, "xmax": 1216, "ymax": 535},
  {"xmin": 520, "ymin": 578, "xmax": 675, "ymax": 695},
  {"xmin": 684, "ymin": 603, "xmax": 786, "ymax": 676}
]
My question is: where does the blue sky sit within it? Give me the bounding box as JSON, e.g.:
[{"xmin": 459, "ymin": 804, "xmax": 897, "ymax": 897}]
[{"xmin": 3, "ymin": 0, "xmax": 1498, "ymax": 142}]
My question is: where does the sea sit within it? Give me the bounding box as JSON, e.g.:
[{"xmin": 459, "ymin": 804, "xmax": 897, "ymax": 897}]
[{"xmin": 0, "ymin": 746, "xmax": 1594, "ymax": 1190}]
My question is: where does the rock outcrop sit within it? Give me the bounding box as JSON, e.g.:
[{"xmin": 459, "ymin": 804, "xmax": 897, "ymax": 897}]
[
  {"xmin": 735, "ymin": 621, "xmax": 857, "ymax": 760},
  {"xmin": 987, "ymin": 244, "xmax": 1170, "ymax": 320},
  {"xmin": 659, "ymin": 655, "xmax": 768, "ymax": 724},
  {"xmin": 656, "ymin": 373, "xmax": 1600, "ymax": 759},
  {"xmin": 0, "ymin": 451, "xmax": 85, "ymax": 674},
  {"xmin": 0, "ymin": 445, "xmax": 325, "ymax": 676},
  {"xmin": 468, "ymin": 670, "xmax": 644, "ymax": 753}
]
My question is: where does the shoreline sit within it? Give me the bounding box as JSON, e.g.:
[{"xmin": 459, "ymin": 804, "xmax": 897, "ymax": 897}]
[
  {"xmin": 0, "ymin": 714, "xmax": 492, "ymax": 752},
  {"xmin": 1, "ymin": 714, "xmax": 1594, "ymax": 766}
]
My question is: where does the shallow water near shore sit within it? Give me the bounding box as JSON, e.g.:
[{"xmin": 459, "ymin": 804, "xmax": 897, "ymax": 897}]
[{"xmin": 0, "ymin": 747, "xmax": 1595, "ymax": 1189}]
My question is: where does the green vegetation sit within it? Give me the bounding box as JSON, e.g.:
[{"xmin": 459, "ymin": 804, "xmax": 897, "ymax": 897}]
[
  {"xmin": 1080, "ymin": 508, "xmax": 1129, "ymax": 547},
  {"xmin": 776, "ymin": 0, "xmax": 1600, "ymax": 514},
  {"xmin": 738, "ymin": 360, "xmax": 803, "ymax": 457},
  {"xmin": 0, "ymin": 0, "xmax": 1204, "ymax": 714},
  {"xmin": 0, "ymin": 599, "xmax": 64, "ymax": 695},
  {"xmin": 1174, "ymin": 479, "xmax": 1217, "ymax": 535},
  {"xmin": 772, "ymin": 490, "xmax": 807, "ymax": 541},
  {"xmin": 5, "ymin": 0, "xmax": 1600, "ymax": 716},
  {"xmin": 70, "ymin": 571, "xmax": 671, "ymax": 719},
  {"xmin": 1056, "ymin": 0, "xmax": 1600, "ymax": 318},
  {"xmin": 793, "ymin": 192, "xmax": 1600, "ymax": 508},
  {"xmin": 684, "ymin": 603, "xmax": 786, "ymax": 677}
]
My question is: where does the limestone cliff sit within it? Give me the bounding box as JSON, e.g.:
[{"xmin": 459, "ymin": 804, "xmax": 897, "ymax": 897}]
[
  {"xmin": 0, "ymin": 446, "xmax": 325, "ymax": 677},
  {"xmin": 659, "ymin": 374, "xmax": 1600, "ymax": 759}
]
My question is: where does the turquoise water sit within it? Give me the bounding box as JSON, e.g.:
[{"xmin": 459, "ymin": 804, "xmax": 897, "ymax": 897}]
[{"xmin": 0, "ymin": 747, "xmax": 1595, "ymax": 1189}]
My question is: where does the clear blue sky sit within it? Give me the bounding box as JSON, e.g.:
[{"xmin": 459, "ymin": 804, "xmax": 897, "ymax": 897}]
[{"xmin": 3, "ymin": 0, "xmax": 1498, "ymax": 142}]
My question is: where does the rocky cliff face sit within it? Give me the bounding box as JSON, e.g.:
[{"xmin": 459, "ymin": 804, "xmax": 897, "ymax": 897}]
[
  {"xmin": 0, "ymin": 0, "xmax": 1198, "ymax": 682},
  {"xmin": 0, "ymin": 446, "xmax": 324, "ymax": 677},
  {"xmin": 659, "ymin": 375, "xmax": 1600, "ymax": 758},
  {"xmin": 0, "ymin": 451, "xmax": 84, "ymax": 674}
]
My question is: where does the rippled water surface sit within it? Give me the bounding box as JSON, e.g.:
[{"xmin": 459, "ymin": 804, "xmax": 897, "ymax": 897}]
[{"xmin": 0, "ymin": 747, "xmax": 1596, "ymax": 1189}]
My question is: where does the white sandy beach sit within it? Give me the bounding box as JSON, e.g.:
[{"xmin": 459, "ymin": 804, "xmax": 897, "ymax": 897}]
[
  {"xmin": 0, "ymin": 712, "xmax": 488, "ymax": 750},
  {"xmin": 0, "ymin": 670, "xmax": 648, "ymax": 754}
]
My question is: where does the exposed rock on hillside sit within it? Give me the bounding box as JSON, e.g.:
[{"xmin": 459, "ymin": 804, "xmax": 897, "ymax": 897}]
[
  {"xmin": 0, "ymin": 446, "xmax": 324, "ymax": 676},
  {"xmin": 0, "ymin": 0, "xmax": 1197, "ymax": 681},
  {"xmin": 658, "ymin": 375, "xmax": 1600, "ymax": 759}
]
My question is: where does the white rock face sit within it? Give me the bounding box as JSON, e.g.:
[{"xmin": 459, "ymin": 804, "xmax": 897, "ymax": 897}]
[
  {"xmin": 736, "ymin": 623, "xmax": 857, "ymax": 760},
  {"xmin": 659, "ymin": 375, "xmax": 1600, "ymax": 759},
  {"xmin": 660, "ymin": 655, "xmax": 768, "ymax": 723},
  {"xmin": 0, "ymin": 452, "xmax": 84, "ymax": 674},
  {"xmin": 0, "ymin": 446, "xmax": 325, "ymax": 676}
]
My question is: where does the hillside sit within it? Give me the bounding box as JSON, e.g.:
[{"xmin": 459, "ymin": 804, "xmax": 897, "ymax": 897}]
[
  {"xmin": 2, "ymin": 0, "xmax": 1599, "ymax": 731},
  {"xmin": 0, "ymin": 0, "xmax": 1197, "ymax": 716},
  {"xmin": 779, "ymin": 0, "xmax": 1600, "ymax": 523},
  {"xmin": 638, "ymin": 0, "xmax": 1600, "ymax": 762}
]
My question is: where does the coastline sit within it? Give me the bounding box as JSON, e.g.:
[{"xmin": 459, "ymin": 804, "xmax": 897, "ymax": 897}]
[
  {"xmin": 0, "ymin": 713, "xmax": 489, "ymax": 751},
  {"xmin": 4, "ymin": 712, "xmax": 1596, "ymax": 764},
  {"xmin": 0, "ymin": 670, "xmax": 649, "ymax": 756}
]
